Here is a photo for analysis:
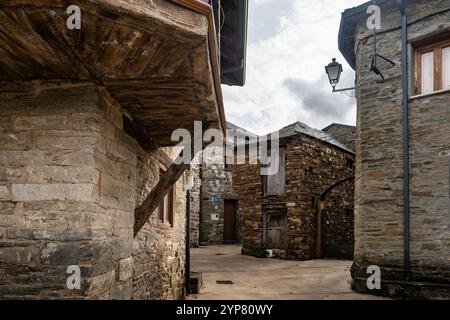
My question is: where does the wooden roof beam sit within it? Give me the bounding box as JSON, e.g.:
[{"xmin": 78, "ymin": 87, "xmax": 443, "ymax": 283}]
[{"xmin": 134, "ymin": 155, "xmax": 189, "ymax": 236}]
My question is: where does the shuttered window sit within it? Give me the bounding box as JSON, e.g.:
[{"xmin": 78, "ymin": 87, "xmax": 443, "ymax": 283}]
[
  {"xmin": 158, "ymin": 170, "xmax": 174, "ymax": 227},
  {"xmin": 263, "ymin": 148, "xmax": 285, "ymax": 196},
  {"xmin": 420, "ymin": 52, "xmax": 434, "ymax": 94},
  {"xmin": 443, "ymin": 46, "xmax": 450, "ymax": 90},
  {"xmin": 415, "ymin": 38, "xmax": 450, "ymax": 95}
]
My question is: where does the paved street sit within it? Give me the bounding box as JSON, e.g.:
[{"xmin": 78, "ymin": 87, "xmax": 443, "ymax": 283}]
[{"xmin": 187, "ymin": 245, "xmax": 385, "ymax": 300}]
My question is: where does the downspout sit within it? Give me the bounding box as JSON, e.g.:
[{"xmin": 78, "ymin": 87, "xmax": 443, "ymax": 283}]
[
  {"xmin": 199, "ymin": 162, "xmax": 204, "ymax": 244},
  {"xmin": 185, "ymin": 190, "xmax": 191, "ymax": 294},
  {"xmin": 396, "ymin": 0, "xmax": 411, "ymax": 281}
]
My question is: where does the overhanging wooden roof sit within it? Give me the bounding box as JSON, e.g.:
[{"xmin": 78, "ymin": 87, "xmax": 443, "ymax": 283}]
[
  {"xmin": 219, "ymin": 0, "xmax": 248, "ymax": 86},
  {"xmin": 0, "ymin": 0, "xmax": 227, "ymax": 145}
]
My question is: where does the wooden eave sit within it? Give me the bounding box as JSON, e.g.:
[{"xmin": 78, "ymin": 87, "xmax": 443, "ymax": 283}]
[
  {"xmin": 219, "ymin": 0, "xmax": 248, "ymax": 86},
  {"xmin": 0, "ymin": 0, "xmax": 226, "ymax": 145},
  {"xmin": 171, "ymin": 0, "xmax": 226, "ymax": 134}
]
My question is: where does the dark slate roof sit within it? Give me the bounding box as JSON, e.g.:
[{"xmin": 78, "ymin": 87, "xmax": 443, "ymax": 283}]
[
  {"xmin": 226, "ymin": 121, "xmax": 258, "ymax": 145},
  {"xmin": 264, "ymin": 122, "xmax": 354, "ymax": 154},
  {"xmin": 226, "ymin": 122, "xmax": 257, "ymax": 137},
  {"xmin": 322, "ymin": 123, "xmax": 356, "ymax": 132}
]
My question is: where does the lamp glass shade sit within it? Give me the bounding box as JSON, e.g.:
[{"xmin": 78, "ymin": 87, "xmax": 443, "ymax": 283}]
[{"xmin": 325, "ymin": 58, "xmax": 343, "ymax": 87}]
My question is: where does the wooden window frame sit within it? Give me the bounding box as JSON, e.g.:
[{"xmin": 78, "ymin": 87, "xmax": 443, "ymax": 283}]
[
  {"xmin": 158, "ymin": 170, "xmax": 175, "ymax": 227},
  {"xmin": 346, "ymin": 158, "xmax": 355, "ymax": 171},
  {"xmin": 224, "ymin": 143, "xmax": 232, "ymax": 171},
  {"xmin": 263, "ymin": 148, "xmax": 286, "ymax": 197},
  {"xmin": 414, "ymin": 38, "xmax": 450, "ymax": 95}
]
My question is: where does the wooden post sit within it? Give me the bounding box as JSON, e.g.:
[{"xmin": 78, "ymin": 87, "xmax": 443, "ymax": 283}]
[{"xmin": 134, "ymin": 160, "xmax": 189, "ymax": 236}]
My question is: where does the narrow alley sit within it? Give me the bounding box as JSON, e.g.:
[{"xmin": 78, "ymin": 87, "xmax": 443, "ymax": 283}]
[{"xmin": 187, "ymin": 245, "xmax": 384, "ymax": 300}]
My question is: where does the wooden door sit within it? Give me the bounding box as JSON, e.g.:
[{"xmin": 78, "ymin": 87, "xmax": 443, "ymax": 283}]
[
  {"xmin": 264, "ymin": 209, "xmax": 288, "ymax": 249},
  {"xmin": 224, "ymin": 200, "xmax": 237, "ymax": 242}
]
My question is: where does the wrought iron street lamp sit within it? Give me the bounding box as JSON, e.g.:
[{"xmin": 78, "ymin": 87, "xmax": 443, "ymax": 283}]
[{"xmin": 325, "ymin": 58, "xmax": 355, "ymax": 92}]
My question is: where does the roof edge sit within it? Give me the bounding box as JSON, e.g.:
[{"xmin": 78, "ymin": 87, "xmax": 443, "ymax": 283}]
[
  {"xmin": 171, "ymin": 0, "xmax": 227, "ymax": 134},
  {"xmin": 322, "ymin": 123, "xmax": 356, "ymax": 132},
  {"xmin": 338, "ymin": 0, "xmax": 391, "ymax": 70}
]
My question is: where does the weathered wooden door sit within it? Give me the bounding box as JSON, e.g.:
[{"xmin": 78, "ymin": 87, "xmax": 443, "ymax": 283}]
[
  {"xmin": 264, "ymin": 209, "xmax": 288, "ymax": 249},
  {"xmin": 224, "ymin": 200, "xmax": 237, "ymax": 242}
]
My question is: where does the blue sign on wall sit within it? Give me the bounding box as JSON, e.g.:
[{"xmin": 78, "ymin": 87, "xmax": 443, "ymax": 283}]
[{"xmin": 213, "ymin": 196, "xmax": 219, "ymax": 204}]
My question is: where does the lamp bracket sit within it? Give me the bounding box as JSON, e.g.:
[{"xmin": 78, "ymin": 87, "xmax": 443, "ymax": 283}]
[
  {"xmin": 332, "ymin": 86, "xmax": 355, "ymax": 93},
  {"xmin": 370, "ymin": 29, "xmax": 396, "ymax": 80}
]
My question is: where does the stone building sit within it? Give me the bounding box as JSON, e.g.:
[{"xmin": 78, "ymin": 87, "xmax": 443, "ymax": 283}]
[
  {"xmin": 322, "ymin": 123, "xmax": 357, "ymax": 151},
  {"xmin": 339, "ymin": 0, "xmax": 450, "ymax": 298},
  {"xmin": 0, "ymin": 0, "xmax": 247, "ymax": 299},
  {"xmin": 189, "ymin": 123, "xmax": 256, "ymax": 247},
  {"xmin": 233, "ymin": 122, "xmax": 356, "ymax": 260}
]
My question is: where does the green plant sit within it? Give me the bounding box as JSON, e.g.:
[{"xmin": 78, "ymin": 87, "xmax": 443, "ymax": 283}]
[{"xmin": 253, "ymin": 246, "xmax": 268, "ymax": 259}]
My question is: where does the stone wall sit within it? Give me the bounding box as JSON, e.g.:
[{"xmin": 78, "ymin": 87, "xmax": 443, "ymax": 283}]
[
  {"xmin": 188, "ymin": 150, "xmax": 239, "ymax": 246},
  {"xmin": 322, "ymin": 179, "xmax": 354, "ymax": 258},
  {"xmin": 233, "ymin": 133, "xmax": 355, "ymax": 260},
  {"xmin": 351, "ymin": 0, "xmax": 450, "ymax": 298},
  {"xmin": 0, "ymin": 82, "xmax": 186, "ymax": 299},
  {"xmin": 199, "ymin": 161, "xmax": 237, "ymax": 245},
  {"xmin": 132, "ymin": 153, "xmax": 187, "ymax": 299},
  {"xmin": 188, "ymin": 157, "xmax": 201, "ymax": 248}
]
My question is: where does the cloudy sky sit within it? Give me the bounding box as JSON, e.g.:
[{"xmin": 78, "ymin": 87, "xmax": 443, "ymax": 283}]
[{"xmin": 223, "ymin": 0, "xmax": 368, "ymax": 135}]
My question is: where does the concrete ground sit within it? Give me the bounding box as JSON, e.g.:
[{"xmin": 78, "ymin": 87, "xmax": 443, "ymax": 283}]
[{"xmin": 187, "ymin": 245, "xmax": 385, "ymax": 300}]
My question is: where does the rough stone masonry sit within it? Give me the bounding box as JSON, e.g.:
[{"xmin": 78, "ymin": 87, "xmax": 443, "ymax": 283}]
[
  {"xmin": 339, "ymin": 0, "xmax": 450, "ymax": 299},
  {"xmin": 0, "ymin": 0, "xmax": 235, "ymax": 300},
  {"xmin": 0, "ymin": 82, "xmax": 187, "ymax": 299},
  {"xmin": 233, "ymin": 123, "xmax": 355, "ymax": 260}
]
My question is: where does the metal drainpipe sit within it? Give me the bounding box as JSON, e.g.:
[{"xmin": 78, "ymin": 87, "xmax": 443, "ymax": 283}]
[
  {"xmin": 397, "ymin": 0, "xmax": 411, "ymax": 281},
  {"xmin": 199, "ymin": 162, "xmax": 203, "ymax": 244},
  {"xmin": 185, "ymin": 190, "xmax": 191, "ymax": 294}
]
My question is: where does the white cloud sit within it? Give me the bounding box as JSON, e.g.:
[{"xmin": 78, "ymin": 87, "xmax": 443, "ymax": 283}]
[{"xmin": 223, "ymin": 0, "xmax": 368, "ymax": 135}]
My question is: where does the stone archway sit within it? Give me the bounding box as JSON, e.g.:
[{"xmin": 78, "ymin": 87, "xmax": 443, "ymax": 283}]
[{"xmin": 317, "ymin": 177, "xmax": 355, "ymax": 259}]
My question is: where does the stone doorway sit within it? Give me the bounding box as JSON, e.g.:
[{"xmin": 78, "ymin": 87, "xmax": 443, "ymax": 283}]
[
  {"xmin": 263, "ymin": 208, "xmax": 288, "ymax": 250},
  {"xmin": 224, "ymin": 199, "xmax": 238, "ymax": 243},
  {"xmin": 317, "ymin": 177, "xmax": 355, "ymax": 260}
]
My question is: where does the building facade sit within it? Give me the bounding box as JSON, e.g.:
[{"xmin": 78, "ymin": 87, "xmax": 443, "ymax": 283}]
[
  {"xmin": 0, "ymin": 0, "xmax": 247, "ymax": 299},
  {"xmin": 233, "ymin": 122, "xmax": 356, "ymax": 260},
  {"xmin": 189, "ymin": 123, "xmax": 255, "ymax": 247},
  {"xmin": 189, "ymin": 154, "xmax": 238, "ymax": 247},
  {"xmin": 339, "ymin": 0, "xmax": 450, "ymax": 298}
]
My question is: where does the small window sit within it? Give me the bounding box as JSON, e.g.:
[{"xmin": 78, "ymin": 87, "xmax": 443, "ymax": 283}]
[
  {"xmin": 263, "ymin": 148, "xmax": 286, "ymax": 196},
  {"xmin": 158, "ymin": 171, "xmax": 174, "ymax": 226},
  {"xmin": 346, "ymin": 158, "xmax": 354, "ymax": 171},
  {"xmin": 415, "ymin": 37, "xmax": 450, "ymax": 95},
  {"xmin": 346, "ymin": 208, "xmax": 353, "ymax": 218},
  {"xmin": 224, "ymin": 143, "xmax": 232, "ymax": 171}
]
